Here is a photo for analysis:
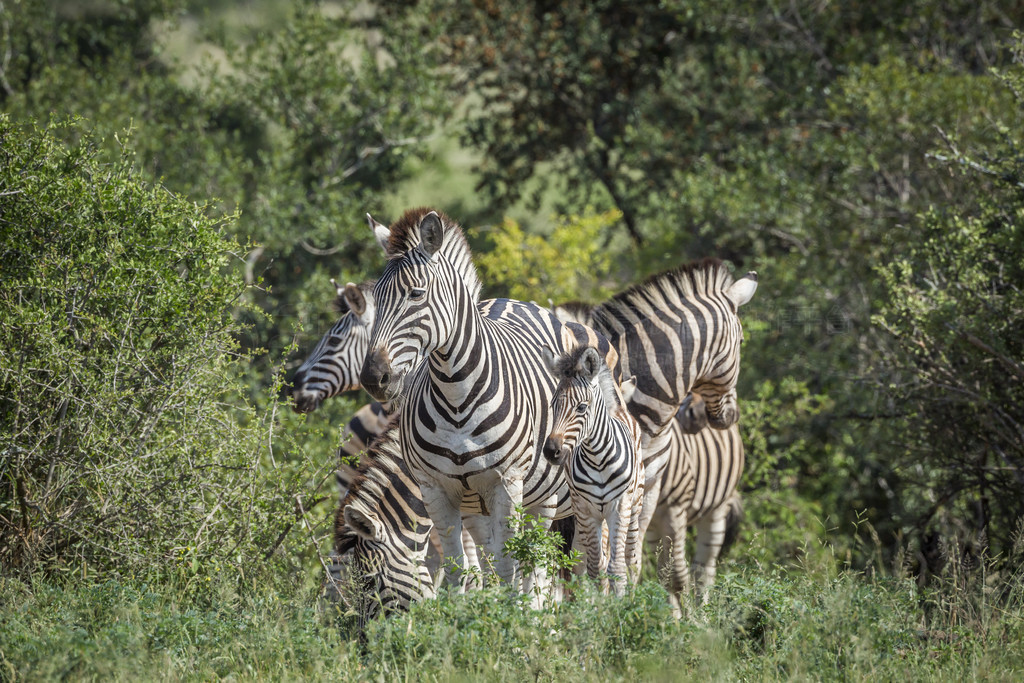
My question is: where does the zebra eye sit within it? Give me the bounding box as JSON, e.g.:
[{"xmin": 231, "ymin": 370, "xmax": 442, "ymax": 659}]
[
  {"xmin": 575, "ymin": 402, "xmax": 588, "ymax": 415},
  {"xmin": 409, "ymin": 287, "xmax": 427, "ymax": 301}
]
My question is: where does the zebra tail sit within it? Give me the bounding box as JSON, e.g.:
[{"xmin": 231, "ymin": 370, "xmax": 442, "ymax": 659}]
[{"xmin": 720, "ymin": 494, "xmax": 745, "ymax": 556}]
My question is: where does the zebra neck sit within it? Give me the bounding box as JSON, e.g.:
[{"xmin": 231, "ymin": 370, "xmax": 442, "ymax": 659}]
[
  {"xmin": 575, "ymin": 415, "xmax": 628, "ymax": 470},
  {"xmin": 425, "ymin": 287, "xmax": 488, "ymax": 409}
]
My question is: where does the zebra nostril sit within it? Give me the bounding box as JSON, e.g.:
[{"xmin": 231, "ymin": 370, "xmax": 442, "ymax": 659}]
[{"xmin": 379, "ymin": 372, "xmax": 390, "ymax": 387}]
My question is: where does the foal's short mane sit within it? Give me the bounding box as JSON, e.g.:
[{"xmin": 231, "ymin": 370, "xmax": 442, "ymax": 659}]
[{"xmin": 552, "ymin": 345, "xmax": 624, "ymax": 411}]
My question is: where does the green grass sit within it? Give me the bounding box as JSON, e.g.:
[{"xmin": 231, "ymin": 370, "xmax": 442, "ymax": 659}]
[{"xmin": 4, "ymin": 561, "xmax": 1022, "ymax": 681}]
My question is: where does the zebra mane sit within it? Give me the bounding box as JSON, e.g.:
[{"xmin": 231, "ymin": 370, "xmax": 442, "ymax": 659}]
[
  {"xmin": 385, "ymin": 207, "xmax": 483, "ymax": 301},
  {"xmin": 594, "ymin": 257, "xmax": 735, "ymax": 320},
  {"xmin": 551, "ymin": 345, "xmax": 623, "ymax": 411},
  {"xmin": 332, "ymin": 279, "xmax": 376, "ymax": 315},
  {"xmin": 553, "ymin": 300, "xmax": 595, "ymax": 325}
]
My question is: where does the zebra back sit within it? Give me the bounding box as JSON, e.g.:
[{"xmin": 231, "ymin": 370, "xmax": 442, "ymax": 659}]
[{"xmin": 587, "ymin": 260, "xmax": 756, "ymax": 437}]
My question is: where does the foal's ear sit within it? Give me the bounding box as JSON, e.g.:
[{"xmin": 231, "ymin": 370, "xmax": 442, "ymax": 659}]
[
  {"xmin": 726, "ymin": 271, "xmax": 758, "ymax": 309},
  {"xmin": 578, "ymin": 346, "xmax": 602, "ymax": 381},
  {"xmin": 368, "ymin": 213, "xmax": 391, "ymax": 254}
]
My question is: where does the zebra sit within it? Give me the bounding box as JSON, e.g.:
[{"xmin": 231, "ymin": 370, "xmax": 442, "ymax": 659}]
[
  {"xmin": 292, "ymin": 279, "xmax": 377, "ymax": 415},
  {"xmin": 359, "ymin": 208, "xmax": 615, "ymax": 593},
  {"xmin": 290, "ymin": 272, "xmax": 480, "ymax": 578},
  {"xmin": 555, "ymin": 302, "xmax": 748, "ymax": 614},
  {"xmin": 541, "ymin": 344, "xmax": 645, "ymax": 595},
  {"xmin": 333, "ymin": 428, "xmax": 436, "ymax": 631},
  {"xmin": 655, "ymin": 394, "xmax": 745, "ymax": 613}
]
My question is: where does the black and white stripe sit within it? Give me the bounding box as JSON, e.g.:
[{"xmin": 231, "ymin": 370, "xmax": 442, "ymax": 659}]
[
  {"xmin": 333, "ymin": 428, "xmax": 435, "ymax": 631},
  {"xmin": 653, "ymin": 394, "xmax": 744, "ymax": 612},
  {"xmin": 553, "ymin": 271, "xmax": 755, "ymax": 611},
  {"xmin": 359, "ymin": 208, "xmax": 613, "ymax": 592},
  {"xmin": 541, "ymin": 345, "xmax": 645, "ymax": 595},
  {"xmin": 292, "ymin": 279, "xmax": 376, "ymax": 414}
]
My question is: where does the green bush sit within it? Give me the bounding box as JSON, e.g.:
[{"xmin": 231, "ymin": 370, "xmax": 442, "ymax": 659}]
[{"xmin": 0, "ymin": 116, "xmax": 314, "ymax": 582}]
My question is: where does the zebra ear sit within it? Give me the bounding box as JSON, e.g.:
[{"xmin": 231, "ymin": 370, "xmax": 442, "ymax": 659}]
[
  {"xmin": 368, "ymin": 213, "xmax": 390, "ymax": 254},
  {"xmin": 342, "ymin": 282, "xmax": 366, "ymax": 317},
  {"xmin": 345, "ymin": 506, "xmax": 383, "ymax": 542},
  {"xmin": 540, "ymin": 344, "xmax": 558, "ymax": 374},
  {"xmin": 578, "ymin": 346, "xmax": 603, "ymax": 381},
  {"xmin": 726, "ymin": 271, "xmax": 758, "ymax": 309},
  {"xmin": 419, "ymin": 211, "xmax": 444, "ymax": 257},
  {"xmin": 619, "ymin": 376, "xmax": 637, "ymax": 403}
]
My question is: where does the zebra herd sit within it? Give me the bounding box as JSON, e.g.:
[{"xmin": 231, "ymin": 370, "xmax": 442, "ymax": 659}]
[{"xmin": 291, "ymin": 207, "xmax": 757, "ymax": 625}]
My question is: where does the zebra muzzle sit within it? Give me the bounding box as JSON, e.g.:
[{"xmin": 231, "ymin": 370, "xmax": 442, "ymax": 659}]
[
  {"xmin": 542, "ymin": 435, "xmax": 569, "ymax": 466},
  {"xmin": 360, "ymin": 348, "xmax": 395, "ymax": 401}
]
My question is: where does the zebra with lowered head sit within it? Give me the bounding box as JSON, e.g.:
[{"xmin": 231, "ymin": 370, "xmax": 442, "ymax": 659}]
[
  {"xmin": 333, "ymin": 427, "xmax": 436, "ymax": 631},
  {"xmin": 541, "ymin": 344, "xmax": 645, "ymax": 595},
  {"xmin": 359, "ymin": 208, "xmax": 614, "ymax": 594}
]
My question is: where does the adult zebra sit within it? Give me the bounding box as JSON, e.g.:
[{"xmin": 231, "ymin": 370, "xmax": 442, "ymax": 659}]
[
  {"xmin": 290, "ymin": 276, "xmax": 481, "ymax": 578},
  {"xmin": 334, "ymin": 427, "xmax": 436, "ymax": 631},
  {"xmin": 359, "ymin": 208, "xmax": 616, "ymax": 591},
  {"xmin": 554, "ymin": 302, "xmax": 750, "ymax": 614}
]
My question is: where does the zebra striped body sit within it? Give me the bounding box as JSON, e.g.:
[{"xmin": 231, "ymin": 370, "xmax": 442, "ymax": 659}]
[
  {"xmin": 542, "ymin": 345, "xmax": 645, "ymax": 595},
  {"xmin": 360, "ymin": 208, "xmax": 614, "ymax": 591},
  {"xmin": 553, "ymin": 276, "xmax": 755, "ymax": 614},
  {"xmin": 333, "ymin": 428, "xmax": 435, "ymax": 630},
  {"xmin": 654, "ymin": 394, "xmax": 744, "ymax": 608}
]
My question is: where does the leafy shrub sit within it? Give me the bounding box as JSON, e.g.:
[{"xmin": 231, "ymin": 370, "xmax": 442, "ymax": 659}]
[
  {"xmin": 0, "ymin": 117, "xmax": 312, "ymax": 581},
  {"xmin": 471, "ymin": 209, "xmax": 622, "ymax": 303}
]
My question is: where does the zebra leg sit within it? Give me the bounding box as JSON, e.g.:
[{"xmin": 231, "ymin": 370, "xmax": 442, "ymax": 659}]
[
  {"xmin": 420, "ymin": 483, "xmax": 468, "ymax": 591},
  {"xmin": 462, "ymin": 516, "xmax": 485, "ymax": 587},
  {"xmin": 635, "ymin": 473, "xmax": 665, "ymax": 577},
  {"xmin": 625, "ymin": 489, "xmax": 643, "ymax": 585},
  {"xmin": 485, "ymin": 475, "xmax": 525, "ymax": 589},
  {"xmin": 576, "ymin": 510, "xmax": 604, "ymax": 593},
  {"xmin": 692, "ymin": 503, "xmax": 730, "ymax": 603},
  {"xmin": 666, "ymin": 504, "xmax": 690, "ymax": 619},
  {"xmin": 605, "ymin": 501, "xmax": 628, "ymax": 597}
]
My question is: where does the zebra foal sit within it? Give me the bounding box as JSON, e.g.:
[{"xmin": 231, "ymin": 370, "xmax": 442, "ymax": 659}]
[{"xmin": 541, "ymin": 345, "xmax": 645, "ymax": 595}]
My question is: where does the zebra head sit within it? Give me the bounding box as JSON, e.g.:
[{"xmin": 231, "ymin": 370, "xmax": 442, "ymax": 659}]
[
  {"xmin": 690, "ymin": 270, "xmax": 758, "ymax": 430},
  {"xmin": 540, "ymin": 345, "xmax": 631, "ymax": 467},
  {"xmin": 334, "ymin": 433, "xmax": 435, "ymax": 630},
  {"xmin": 360, "ymin": 209, "xmax": 481, "ymax": 401},
  {"xmin": 291, "ymin": 279, "xmax": 376, "ymax": 413}
]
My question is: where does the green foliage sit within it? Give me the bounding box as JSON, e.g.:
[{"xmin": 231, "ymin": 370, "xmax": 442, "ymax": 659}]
[
  {"xmin": 4, "ymin": 560, "xmax": 1024, "ymax": 680},
  {"xmin": 872, "ymin": 39, "xmax": 1024, "ymax": 557},
  {"xmin": 0, "ymin": 117, "xmax": 319, "ymax": 581},
  {"xmin": 503, "ymin": 507, "xmax": 580, "ymax": 585},
  {"xmin": 471, "ymin": 210, "xmax": 621, "ymax": 303}
]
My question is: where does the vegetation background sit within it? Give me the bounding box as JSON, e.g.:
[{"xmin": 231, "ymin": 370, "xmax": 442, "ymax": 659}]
[{"xmin": 2, "ymin": 0, "xmax": 1023, "ymax": 678}]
